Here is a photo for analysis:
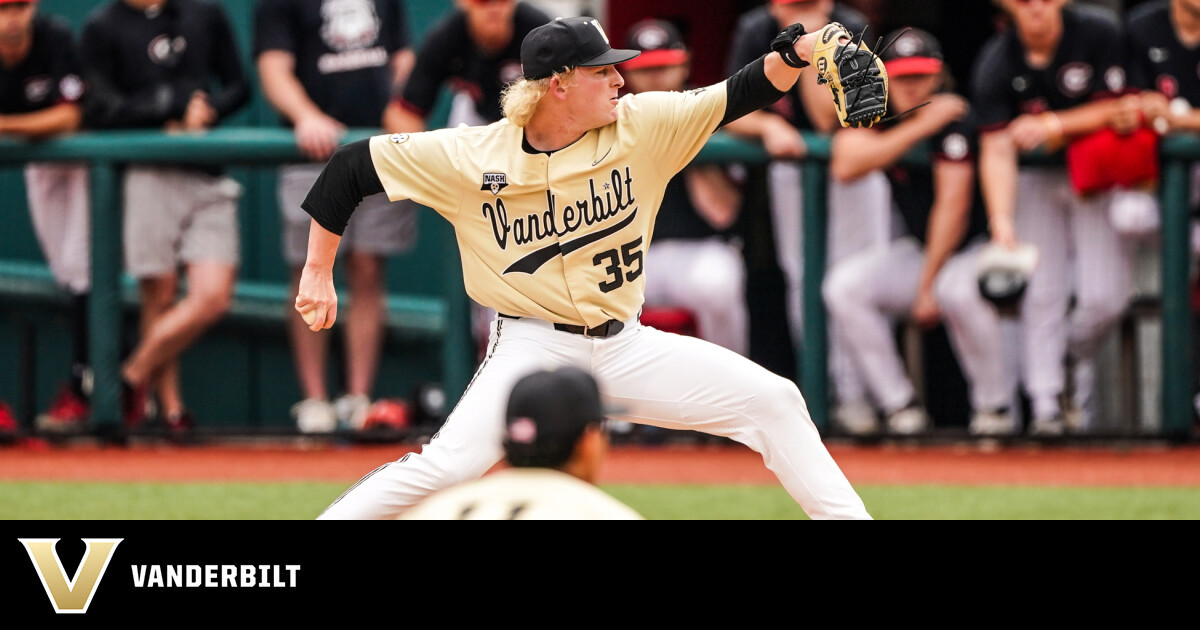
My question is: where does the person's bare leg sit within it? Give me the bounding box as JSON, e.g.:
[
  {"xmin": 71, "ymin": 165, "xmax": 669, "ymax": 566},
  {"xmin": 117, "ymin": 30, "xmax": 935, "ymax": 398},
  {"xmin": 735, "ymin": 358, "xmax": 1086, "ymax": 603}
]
[
  {"xmin": 288, "ymin": 266, "xmax": 331, "ymax": 400},
  {"xmin": 157, "ymin": 359, "xmax": 184, "ymax": 417},
  {"xmin": 129, "ymin": 274, "xmax": 178, "ymax": 395},
  {"xmin": 121, "ymin": 262, "xmax": 235, "ymax": 388},
  {"xmin": 343, "ymin": 251, "xmax": 385, "ymax": 398}
]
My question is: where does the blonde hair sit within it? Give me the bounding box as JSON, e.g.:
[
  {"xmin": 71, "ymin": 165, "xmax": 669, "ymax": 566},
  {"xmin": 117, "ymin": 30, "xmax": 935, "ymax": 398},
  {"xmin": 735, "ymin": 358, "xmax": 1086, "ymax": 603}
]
[{"xmin": 501, "ymin": 69, "xmax": 578, "ymax": 128}]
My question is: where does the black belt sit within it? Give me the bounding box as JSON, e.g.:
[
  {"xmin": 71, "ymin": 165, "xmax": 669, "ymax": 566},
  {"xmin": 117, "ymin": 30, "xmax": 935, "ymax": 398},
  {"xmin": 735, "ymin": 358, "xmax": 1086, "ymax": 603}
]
[{"xmin": 498, "ymin": 313, "xmax": 625, "ymax": 338}]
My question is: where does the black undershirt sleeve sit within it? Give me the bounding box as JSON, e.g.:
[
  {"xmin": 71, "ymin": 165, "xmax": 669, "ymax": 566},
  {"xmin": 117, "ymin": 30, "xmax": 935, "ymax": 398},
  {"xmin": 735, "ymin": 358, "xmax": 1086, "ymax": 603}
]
[
  {"xmin": 719, "ymin": 54, "xmax": 788, "ymax": 128},
  {"xmin": 300, "ymin": 139, "xmax": 386, "ymax": 236}
]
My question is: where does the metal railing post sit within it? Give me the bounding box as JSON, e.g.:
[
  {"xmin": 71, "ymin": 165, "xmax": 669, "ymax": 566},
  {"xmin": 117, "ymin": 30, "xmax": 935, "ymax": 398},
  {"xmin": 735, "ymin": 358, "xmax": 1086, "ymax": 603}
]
[
  {"xmin": 88, "ymin": 161, "xmax": 122, "ymax": 433},
  {"xmin": 801, "ymin": 160, "xmax": 830, "ymax": 431},
  {"xmin": 1160, "ymin": 157, "xmax": 1193, "ymax": 438}
]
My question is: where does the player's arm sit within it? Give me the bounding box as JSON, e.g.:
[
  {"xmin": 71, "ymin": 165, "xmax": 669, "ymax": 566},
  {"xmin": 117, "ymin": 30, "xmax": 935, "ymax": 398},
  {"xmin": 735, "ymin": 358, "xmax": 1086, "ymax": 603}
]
[
  {"xmin": 0, "ymin": 103, "xmax": 82, "ymax": 139},
  {"xmin": 719, "ymin": 28, "xmax": 822, "ymax": 128},
  {"xmin": 295, "ymin": 139, "xmax": 387, "ymax": 330},
  {"xmin": 383, "ymin": 99, "xmax": 426, "ymax": 134},
  {"xmin": 913, "ymin": 159, "xmax": 973, "ymax": 327},
  {"xmin": 380, "ymin": 46, "xmax": 420, "ymax": 131},
  {"xmin": 685, "ymin": 165, "xmax": 742, "ymax": 231},
  {"xmin": 295, "ymin": 219, "xmax": 342, "ymax": 331},
  {"xmin": 257, "ymin": 50, "xmax": 346, "ymax": 161},
  {"xmin": 979, "ymin": 129, "xmax": 1019, "ymax": 249},
  {"xmin": 1005, "ymin": 98, "xmax": 1118, "ymax": 153},
  {"xmin": 831, "ymin": 94, "xmax": 970, "ymax": 181},
  {"xmin": 720, "ymin": 109, "xmax": 806, "ymax": 159}
]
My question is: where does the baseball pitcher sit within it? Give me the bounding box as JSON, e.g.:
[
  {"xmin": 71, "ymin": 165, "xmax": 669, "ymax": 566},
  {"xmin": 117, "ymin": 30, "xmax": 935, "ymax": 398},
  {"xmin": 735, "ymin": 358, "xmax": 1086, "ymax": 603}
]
[{"xmin": 298, "ymin": 17, "xmax": 883, "ymax": 520}]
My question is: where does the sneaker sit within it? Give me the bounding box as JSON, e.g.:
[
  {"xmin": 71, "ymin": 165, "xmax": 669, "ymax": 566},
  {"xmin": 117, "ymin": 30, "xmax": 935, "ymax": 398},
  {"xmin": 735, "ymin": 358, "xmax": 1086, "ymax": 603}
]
[
  {"xmin": 969, "ymin": 408, "xmax": 1017, "ymax": 436},
  {"xmin": 0, "ymin": 401, "xmax": 17, "ymax": 433},
  {"xmin": 35, "ymin": 386, "xmax": 89, "ymax": 433},
  {"xmin": 293, "ymin": 398, "xmax": 337, "ymax": 433},
  {"xmin": 164, "ymin": 410, "xmax": 195, "ymax": 432},
  {"xmin": 333, "ymin": 393, "xmax": 372, "ymax": 431},
  {"xmin": 885, "ymin": 403, "xmax": 929, "ymax": 436},
  {"xmin": 1030, "ymin": 413, "xmax": 1067, "ymax": 437},
  {"xmin": 122, "ymin": 381, "xmax": 150, "ymax": 428},
  {"xmin": 834, "ymin": 400, "xmax": 879, "ymax": 435}
]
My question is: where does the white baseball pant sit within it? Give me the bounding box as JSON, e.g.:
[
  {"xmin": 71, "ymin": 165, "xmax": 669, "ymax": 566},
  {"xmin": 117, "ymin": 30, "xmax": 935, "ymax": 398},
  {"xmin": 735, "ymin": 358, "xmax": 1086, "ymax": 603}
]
[
  {"xmin": 1014, "ymin": 168, "xmax": 1133, "ymax": 420},
  {"xmin": 823, "ymin": 238, "xmax": 1014, "ymax": 414},
  {"xmin": 643, "ymin": 236, "xmax": 748, "ymax": 355},
  {"xmin": 24, "ymin": 162, "xmax": 90, "ymax": 294},
  {"xmin": 318, "ymin": 315, "xmax": 871, "ymax": 520},
  {"xmin": 769, "ymin": 163, "xmax": 892, "ymax": 403}
]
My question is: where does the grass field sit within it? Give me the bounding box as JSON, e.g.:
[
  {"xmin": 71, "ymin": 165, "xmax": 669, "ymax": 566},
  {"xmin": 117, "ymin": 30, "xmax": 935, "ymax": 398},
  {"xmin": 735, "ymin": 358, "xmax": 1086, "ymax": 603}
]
[{"xmin": 3, "ymin": 482, "xmax": 1199, "ymax": 519}]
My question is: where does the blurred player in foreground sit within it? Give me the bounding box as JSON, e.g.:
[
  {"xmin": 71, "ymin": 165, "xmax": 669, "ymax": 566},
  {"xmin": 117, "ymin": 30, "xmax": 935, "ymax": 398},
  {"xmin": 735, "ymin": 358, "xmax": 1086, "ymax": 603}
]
[
  {"xmin": 402, "ymin": 366, "xmax": 641, "ymax": 520},
  {"xmin": 300, "ymin": 16, "xmax": 873, "ymax": 520}
]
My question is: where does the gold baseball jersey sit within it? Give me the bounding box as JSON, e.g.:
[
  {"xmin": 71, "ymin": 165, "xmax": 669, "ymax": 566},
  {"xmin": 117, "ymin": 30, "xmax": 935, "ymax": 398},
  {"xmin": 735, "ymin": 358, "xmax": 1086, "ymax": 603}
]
[
  {"xmin": 369, "ymin": 84, "xmax": 728, "ymax": 328},
  {"xmin": 398, "ymin": 469, "xmax": 644, "ymax": 520}
]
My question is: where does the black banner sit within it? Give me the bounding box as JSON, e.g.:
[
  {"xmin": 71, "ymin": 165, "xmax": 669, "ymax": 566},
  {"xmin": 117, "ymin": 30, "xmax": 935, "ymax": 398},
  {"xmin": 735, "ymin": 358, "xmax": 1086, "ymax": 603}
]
[{"xmin": 0, "ymin": 521, "xmax": 455, "ymax": 620}]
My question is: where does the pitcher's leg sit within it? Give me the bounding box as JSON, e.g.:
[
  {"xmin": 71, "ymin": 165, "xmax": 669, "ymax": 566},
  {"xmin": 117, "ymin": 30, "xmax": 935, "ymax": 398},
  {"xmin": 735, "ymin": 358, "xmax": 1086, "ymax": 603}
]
[
  {"xmin": 317, "ymin": 319, "xmax": 586, "ymax": 519},
  {"xmin": 595, "ymin": 326, "xmax": 870, "ymax": 520}
]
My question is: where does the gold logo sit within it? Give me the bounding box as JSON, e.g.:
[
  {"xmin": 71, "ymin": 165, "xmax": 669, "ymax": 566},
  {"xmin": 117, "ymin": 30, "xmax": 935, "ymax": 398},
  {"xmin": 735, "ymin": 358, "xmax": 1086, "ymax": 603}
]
[{"xmin": 20, "ymin": 538, "xmax": 123, "ymax": 614}]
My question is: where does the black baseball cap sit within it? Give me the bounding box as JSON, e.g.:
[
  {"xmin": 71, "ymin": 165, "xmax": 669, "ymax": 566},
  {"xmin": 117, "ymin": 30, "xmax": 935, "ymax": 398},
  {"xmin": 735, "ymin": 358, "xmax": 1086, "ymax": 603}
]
[
  {"xmin": 621, "ymin": 18, "xmax": 688, "ymax": 70},
  {"xmin": 520, "ymin": 16, "xmax": 640, "ymax": 80},
  {"xmin": 879, "ymin": 27, "xmax": 944, "ymax": 77},
  {"xmin": 503, "ymin": 366, "xmax": 614, "ymax": 468}
]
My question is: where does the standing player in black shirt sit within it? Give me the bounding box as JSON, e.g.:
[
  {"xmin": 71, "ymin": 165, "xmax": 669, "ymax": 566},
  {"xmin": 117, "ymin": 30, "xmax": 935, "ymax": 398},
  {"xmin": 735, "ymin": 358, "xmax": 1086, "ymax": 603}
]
[
  {"xmin": 972, "ymin": 0, "xmax": 1132, "ymax": 436},
  {"xmin": 725, "ymin": 0, "xmax": 887, "ymax": 432},
  {"xmin": 255, "ymin": 0, "xmax": 416, "ymax": 433},
  {"xmin": 824, "ymin": 28, "xmax": 1014, "ymax": 437},
  {"xmin": 81, "ymin": 0, "xmax": 250, "ymax": 431},
  {"xmin": 0, "ymin": 0, "xmax": 88, "ymax": 433}
]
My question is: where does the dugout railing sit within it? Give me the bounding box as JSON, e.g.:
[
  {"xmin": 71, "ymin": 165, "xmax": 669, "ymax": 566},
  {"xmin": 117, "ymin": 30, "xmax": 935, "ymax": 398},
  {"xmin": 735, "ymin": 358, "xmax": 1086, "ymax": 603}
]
[
  {"xmin": 0, "ymin": 128, "xmax": 1195, "ymax": 439},
  {"xmin": 0, "ymin": 128, "xmax": 476, "ymax": 433}
]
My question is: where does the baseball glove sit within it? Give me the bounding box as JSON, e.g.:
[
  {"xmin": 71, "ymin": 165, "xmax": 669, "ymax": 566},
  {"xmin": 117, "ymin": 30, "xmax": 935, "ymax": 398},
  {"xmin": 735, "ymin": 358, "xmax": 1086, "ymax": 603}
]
[{"xmin": 811, "ymin": 22, "xmax": 889, "ymax": 128}]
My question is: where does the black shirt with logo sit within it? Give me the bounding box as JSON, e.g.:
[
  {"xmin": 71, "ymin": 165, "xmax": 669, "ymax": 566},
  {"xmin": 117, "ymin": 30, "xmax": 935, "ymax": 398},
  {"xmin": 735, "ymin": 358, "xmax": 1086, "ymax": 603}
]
[
  {"xmin": 1126, "ymin": 0, "xmax": 1200, "ymax": 104},
  {"xmin": 725, "ymin": 3, "xmax": 869, "ymax": 131},
  {"xmin": 254, "ymin": 0, "xmax": 409, "ymax": 128},
  {"xmin": 971, "ymin": 3, "xmax": 1125, "ymax": 133},
  {"xmin": 397, "ymin": 2, "xmax": 549, "ymax": 122},
  {"xmin": 883, "ymin": 114, "xmax": 988, "ymax": 249},
  {"xmin": 81, "ymin": 0, "xmax": 249, "ymax": 129},
  {"xmin": 0, "ymin": 15, "xmax": 85, "ymax": 116}
]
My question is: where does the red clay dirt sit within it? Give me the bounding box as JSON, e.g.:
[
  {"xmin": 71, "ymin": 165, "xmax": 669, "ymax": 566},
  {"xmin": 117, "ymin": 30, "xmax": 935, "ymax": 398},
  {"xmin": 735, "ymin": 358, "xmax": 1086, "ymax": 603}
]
[{"xmin": 1, "ymin": 440, "xmax": 1198, "ymax": 486}]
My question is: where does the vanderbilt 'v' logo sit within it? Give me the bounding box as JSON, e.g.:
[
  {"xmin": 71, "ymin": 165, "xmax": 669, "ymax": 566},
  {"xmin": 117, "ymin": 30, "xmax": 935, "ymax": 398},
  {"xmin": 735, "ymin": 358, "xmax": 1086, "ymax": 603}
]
[{"xmin": 20, "ymin": 538, "xmax": 122, "ymax": 614}]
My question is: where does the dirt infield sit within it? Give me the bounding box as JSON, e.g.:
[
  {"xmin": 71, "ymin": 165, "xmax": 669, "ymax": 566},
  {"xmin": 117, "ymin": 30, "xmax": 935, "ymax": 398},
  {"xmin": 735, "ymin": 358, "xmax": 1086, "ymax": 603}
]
[{"xmin": 1, "ymin": 440, "xmax": 1198, "ymax": 486}]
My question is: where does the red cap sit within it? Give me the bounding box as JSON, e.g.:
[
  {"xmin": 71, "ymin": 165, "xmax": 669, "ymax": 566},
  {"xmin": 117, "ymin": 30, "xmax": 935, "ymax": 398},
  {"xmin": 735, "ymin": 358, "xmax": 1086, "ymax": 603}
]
[
  {"xmin": 621, "ymin": 18, "xmax": 689, "ymax": 70},
  {"xmin": 880, "ymin": 27, "xmax": 944, "ymax": 77},
  {"xmin": 885, "ymin": 57, "xmax": 944, "ymax": 77},
  {"xmin": 771, "ymin": 0, "xmax": 818, "ymax": 4}
]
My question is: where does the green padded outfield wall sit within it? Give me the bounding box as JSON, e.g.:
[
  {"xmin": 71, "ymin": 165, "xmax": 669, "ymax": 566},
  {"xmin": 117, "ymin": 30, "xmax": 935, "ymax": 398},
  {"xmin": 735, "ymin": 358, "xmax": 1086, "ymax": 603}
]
[{"xmin": 0, "ymin": 0, "xmax": 457, "ymax": 429}]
